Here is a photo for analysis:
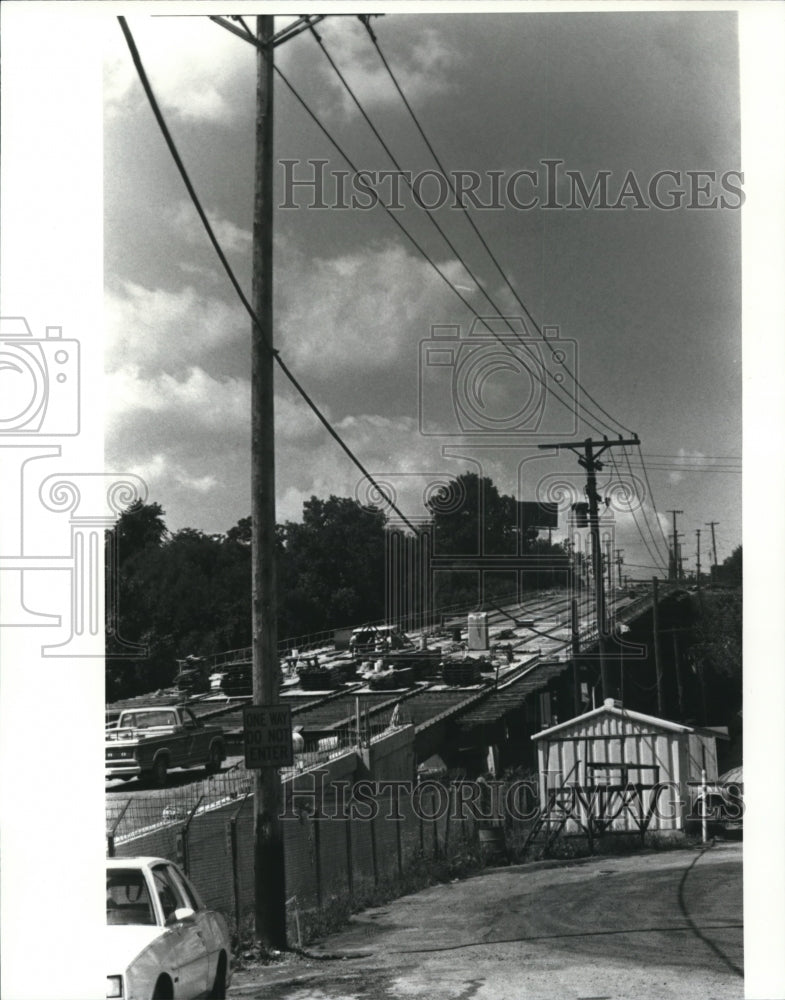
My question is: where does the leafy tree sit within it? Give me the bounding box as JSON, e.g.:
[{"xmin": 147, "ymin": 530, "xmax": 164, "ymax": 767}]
[
  {"xmin": 426, "ymin": 471, "xmax": 569, "ymax": 610},
  {"xmin": 226, "ymin": 516, "xmax": 252, "ymax": 545},
  {"xmin": 687, "ymin": 586, "xmax": 742, "ymax": 726},
  {"xmin": 106, "ymin": 506, "xmax": 251, "ymax": 700},
  {"xmin": 427, "ymin": 472, "xmax": 516, "ymax": 558},
  {"xmin": 716, "ymin": 545, "xmax": 742, "ymax": 587},
  {"xmin": 105, "ymin": 476, "xmax": 574, "ymax": 702},
  {"xmin": 113, "ymin": 499, "xmax": 168, "ymax": 562},
  {"xmin": 277, "ymin": 496, "xmax": 388, "ymax": 638}
]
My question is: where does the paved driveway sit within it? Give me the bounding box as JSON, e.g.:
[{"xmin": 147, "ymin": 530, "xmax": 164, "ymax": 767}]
[{"xmin": 230, "ymin": 842, "xmax": 743, "ymax": 1000}]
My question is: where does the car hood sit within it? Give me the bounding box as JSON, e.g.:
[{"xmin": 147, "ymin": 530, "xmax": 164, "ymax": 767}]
[{"xmin": 106, "ymin": 924, "xmax": 166, "ymax": 972}]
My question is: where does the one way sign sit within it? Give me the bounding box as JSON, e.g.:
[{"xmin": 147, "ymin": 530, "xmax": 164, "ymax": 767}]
[{"xmin": 242, "ymin": 704, "xmax": 293, "ymax": 768}]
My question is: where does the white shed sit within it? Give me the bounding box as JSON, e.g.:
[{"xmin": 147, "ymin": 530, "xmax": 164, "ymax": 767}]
[{"xmin": 531, "ymin": 699, "xmax": 725, "ymax": 835}]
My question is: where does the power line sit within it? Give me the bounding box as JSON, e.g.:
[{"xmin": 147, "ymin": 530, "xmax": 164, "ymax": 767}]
[
  {"xmin": 623, "ymin": 464, "xmax": 741, "ymax": 474},
  {"xmin": 212, "ymin": 17, "xmax": 619, "ymax": 441},
  {"xmin": 360, "ymin": 18, "xmax": 637, "ymax": 440},
  {"xmin": 606, "ymin": 447, "xmax": 669, "ymax": 574},
  {"xmin": 308, "ymin": 22, "xmax": 625, "ymax": 440},
  {"xmin": 631, "ymin": 444, "xmax": 673, "ymax": 562},
  {"xmin": 642, "ymin": 453, "xmax": 741, "ymax": 461},
  {"xmin": 117, "ymin": 15, "xmax": 421, "ymax": 536}
]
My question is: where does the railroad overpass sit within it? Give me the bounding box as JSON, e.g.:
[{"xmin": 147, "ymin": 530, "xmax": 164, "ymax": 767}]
[{"xmin": 159, "ymin": 580, "xmax": 697, "ymax": 777}]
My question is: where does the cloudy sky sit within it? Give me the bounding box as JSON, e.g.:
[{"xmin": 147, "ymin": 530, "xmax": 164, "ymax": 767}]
[{"xmin": 104, "ymin": 9, "xmax": 743, "ymax": 575}]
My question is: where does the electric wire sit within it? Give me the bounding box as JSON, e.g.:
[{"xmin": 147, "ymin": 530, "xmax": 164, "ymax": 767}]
[
  {"xmin": 643, "ymin": 454, "xmax": 741, "ymax": 462},
  {"xmin": 632, "ymin": 443, "xmax": 676, "ymax": 559},
  {"xmin": 623, "ymin": 464, "xmax": 741, "ymax": 474},
  {"xmin": 619, "ymin": 447, "xmax": 670, "ymax": 573},
  {"xmin": 228, "ymin": 16, "xmax": 742, "ymax": 573},
  {"xmin": 223, "ymin": 18, "xmax": 701, "ymax": 593},
  {"xmin": 117, "ymin": 15, "xmax": 421, "ymax": 536},
  {"xmin": 306, "ymin": 23, "xmax": 624, "ymax": 439},
  {"xmin": 360, "ymin": 17, "xmax": 638, "ymax": 440},
  {"xmin": 359, "ymin": 20, "xmax": 744, "ymax": 568},
  {"xmin": 216, "ymin": 15, "xmax": 612, "ymax": 439},
  {"xmin": 607, "ymin": 447, "xmax": 669, "ymax": 574}
]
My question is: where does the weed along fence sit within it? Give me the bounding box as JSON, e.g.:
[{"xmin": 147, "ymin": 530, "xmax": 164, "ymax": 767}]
[{"xmin": 107, "ymin": 725, "xmax": 481, "ymax": 944}]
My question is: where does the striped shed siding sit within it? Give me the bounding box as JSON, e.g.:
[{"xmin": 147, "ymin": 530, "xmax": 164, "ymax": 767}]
[{"xmin": 533, "ymin": 705, "xmax": 720, "ymax": 833}]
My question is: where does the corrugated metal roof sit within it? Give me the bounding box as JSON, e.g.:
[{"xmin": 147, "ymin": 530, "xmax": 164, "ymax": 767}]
[
  {"xmin": 293, "ymin": 691, "xmax": 405, "ymax": 729},
  {"xmin": 532, "ymin": 699, "xmax": 727, "ymax": 740},
  {"xmin": 403, "ymin": 688, "xmax": 488, "ymax": 730},
  {"xmin": 457, "ymin": 660, "xmax": 570, "ymax": 728}
]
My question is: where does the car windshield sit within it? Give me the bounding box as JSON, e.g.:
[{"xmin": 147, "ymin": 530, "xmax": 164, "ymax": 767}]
[
  {"xmin": 106, "ymin": 869, "xmax": 157, "ymax": 926},
  {"xmin": 120, "ymin": 711, "xmax": 177, "ymax": 729}
]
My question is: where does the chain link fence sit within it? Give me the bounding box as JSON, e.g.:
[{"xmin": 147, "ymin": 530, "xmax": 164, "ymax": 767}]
[{"xmin": 108, "ymin": 764, "xmax": 481, "ymax": 944}]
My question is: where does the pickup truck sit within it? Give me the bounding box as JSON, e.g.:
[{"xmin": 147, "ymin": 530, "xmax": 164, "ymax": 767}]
[{"xmin": 105, "ymin": 706, "xmax": 225, "ymax": 786}]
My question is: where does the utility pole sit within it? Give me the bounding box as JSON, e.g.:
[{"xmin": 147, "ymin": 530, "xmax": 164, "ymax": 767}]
[
  {"xmin": 672, "ymin": 631, "xmax": 684, "ymax": 717},
  {"xmin": 539, "ymin": 436, "xmax": 640, "ymax": 700},
  {"xmin": 614, "ymin": 548, "xmax": 624, "ymax": 588},
  {"xmin": 210, "ymin": 10, "xmax": 343, "ymax": 952},
  {"xmin": 695, "ymin": 528, "xmax": 702, "ymax": 591},
  {"xmin": 251, "ymin": 14, "xmax": 286, "ymax": 952},
  {"xmin": 651, "ymin": 577, "xmax": 664, "ymax": 716},
  {"xmin": 667, "ymin": 509, "xmax": 683, "ymax": 581},
  {"xmin": 571, "ymin": 597, "xmax": 581, "ymax": 716},
  {"xmin": 706, "ymin": 521, "xmax": 719, "ymax": 579}
]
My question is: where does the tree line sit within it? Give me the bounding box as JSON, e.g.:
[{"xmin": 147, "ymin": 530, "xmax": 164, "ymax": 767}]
[{"xmin": 105, "ymin": 472, "xmax": 569, "ymax": 700}]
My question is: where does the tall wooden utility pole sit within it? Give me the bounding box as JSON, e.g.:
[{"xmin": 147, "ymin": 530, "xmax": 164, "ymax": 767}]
[
  {"xmin": 651, "ymin": 576, "xmax": 664, "ymax": 716},
  {"xmin": 539, "ymin": 436, "xmax": 639, "ymax": 701},
  {"xmin": 251, "ymin": 13, "xmax": 286, "ymax": 951},
  {"xmin": 570, "ymin": 597, "xmax": 581, "ymax": 716},
  {"xmin": 614, "ymin": 548, "xmax": 624, "ymax": 588},
  {"xmin": 672, "ymin": 631, "xmax": 684, "ymax": 717},
  {"xmin": 209, "ymin": 12, "xmax": 343, "ymax": 951},
  {"xmin": 706, "ymin": 521, "xmax": 719, "ymax": 578},
  {"xmin": 695, "ymin": 528, "xmax": 702, "ymax": 591},
  {"xmin": 667, "ymin": 509, "xmax": 683, "ymax": 581}
]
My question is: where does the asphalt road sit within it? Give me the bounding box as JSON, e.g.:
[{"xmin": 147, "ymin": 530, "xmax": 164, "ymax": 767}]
[{"xmin": 229, "ymin": 842, "xmax": 743, "ymax": 1000}]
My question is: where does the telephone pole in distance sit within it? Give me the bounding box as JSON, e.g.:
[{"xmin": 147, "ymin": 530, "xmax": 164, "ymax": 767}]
[
  {"xmin": 667, "ymin": 509, "xmax": 683, "ymax": 581},
  {"xmin": 614, "ymin": 548, "xmax": 624, "ymax": 589},
  {"xmin": 706, "ymin": 520, "xmax": 720, "ymax": 578},
  {"xmin": 539, "ymin": 436, "xmax": 640, "ymax": 701}
]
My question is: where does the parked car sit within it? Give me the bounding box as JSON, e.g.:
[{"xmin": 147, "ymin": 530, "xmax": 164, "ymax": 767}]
[
  {"xmin": 106, "ymin": 856, "xmax": 231, "ymax": 999},
  {"xmin": 105, "ymin": 706, "xmax": 225, "ymax": 785},
  {"xmin": 687, "ymin": 766, "xmax": 744, "ymax": 837}
]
